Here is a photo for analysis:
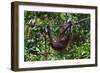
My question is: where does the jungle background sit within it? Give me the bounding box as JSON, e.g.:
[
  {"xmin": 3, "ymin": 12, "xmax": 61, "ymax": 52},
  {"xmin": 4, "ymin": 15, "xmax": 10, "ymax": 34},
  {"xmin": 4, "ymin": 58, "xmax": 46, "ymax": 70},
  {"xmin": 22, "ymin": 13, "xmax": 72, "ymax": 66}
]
[{"xmin": 24, "ymin": 11, "xmax": 90, "ymax": 61}]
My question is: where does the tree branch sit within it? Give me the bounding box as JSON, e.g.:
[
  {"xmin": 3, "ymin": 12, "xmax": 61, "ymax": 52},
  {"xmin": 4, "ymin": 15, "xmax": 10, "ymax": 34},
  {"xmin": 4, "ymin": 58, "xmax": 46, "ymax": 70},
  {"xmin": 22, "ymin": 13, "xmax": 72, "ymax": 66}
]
[{"xmin": 74, "ymin": 17, "xmax": 90, "ymax": 24}]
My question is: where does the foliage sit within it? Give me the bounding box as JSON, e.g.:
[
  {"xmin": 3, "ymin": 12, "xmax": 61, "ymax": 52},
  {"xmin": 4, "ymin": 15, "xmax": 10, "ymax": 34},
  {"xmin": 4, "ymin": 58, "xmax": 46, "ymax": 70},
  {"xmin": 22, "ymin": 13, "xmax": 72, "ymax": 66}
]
[{"xmin": 24, "ymin": 11, "xmax": 90, "ymax": 61}]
